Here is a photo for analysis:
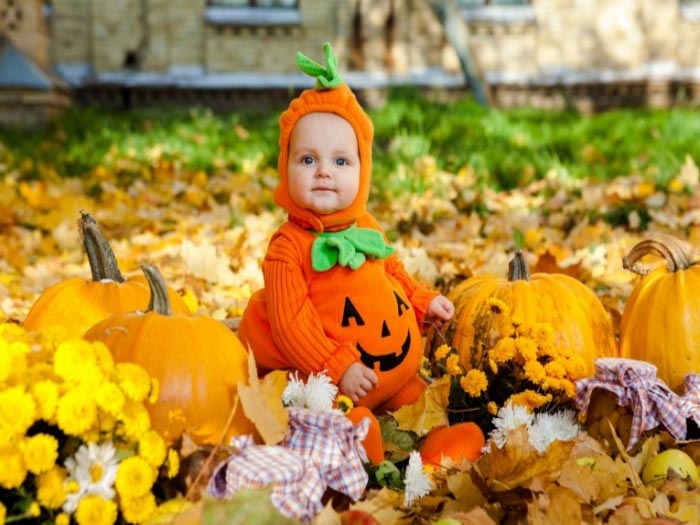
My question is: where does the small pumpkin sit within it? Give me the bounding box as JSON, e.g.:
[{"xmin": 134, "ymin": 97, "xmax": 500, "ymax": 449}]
[
  {"xmin": 619, "ymin": 233, "xmax": 700, "ymax": 393},
  {"xmin": 420, "ymin": 422, "xmax": 485, "ymax": 467},
  {"xmin": 428, "ymin": 250, "xmax": 617, "ymax": 376},
  {"xmin": 83, "ymin": 264, "xmax": 252, "ymax": 445},
  {"xmin": 23, "ymin": 212, "xmax": 188, "ymax": 339}
]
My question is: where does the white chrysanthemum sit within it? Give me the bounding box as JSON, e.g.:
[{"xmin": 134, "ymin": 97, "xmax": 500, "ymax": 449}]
[
  {"xmin": 403, "ymin": 451, "xmax": 432, "ymax": 507},
  {"xmin": 303, "ymin": 371, "xmax": 337, "ymax": 412},
  {"xmin": 486, "ymin": 402, "xmax": 534, "ymax": 451},
  {"xmin": 282, "ymin": 372, "xmax": 306, "ymax": 408},
  {"xmin": 528, "ymin": 409, "xmax": 579, "ymax": 454},
  {"xmin": 62, "ymin": 442, "xmax": 119, "ymax": 513}
]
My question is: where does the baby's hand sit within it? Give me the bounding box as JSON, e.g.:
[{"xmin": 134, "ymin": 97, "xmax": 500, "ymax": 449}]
[
  {"xmin": 424, "ymin": 295, "xmax": 454, "ymax": 329},
  {"xmin": 339, "ymin": 362, "xmax": 378, "ymax": 403}
]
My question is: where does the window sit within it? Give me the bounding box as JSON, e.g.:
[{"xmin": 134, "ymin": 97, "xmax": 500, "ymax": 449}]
[{"xmin": 208, "ymin": 1, "xmax": 298, "ymax": 7}]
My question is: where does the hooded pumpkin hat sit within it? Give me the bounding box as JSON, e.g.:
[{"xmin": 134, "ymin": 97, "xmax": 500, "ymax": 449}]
[{"xmin": 275, "ymin": 43, "xmax": 374, "ymax": 233}]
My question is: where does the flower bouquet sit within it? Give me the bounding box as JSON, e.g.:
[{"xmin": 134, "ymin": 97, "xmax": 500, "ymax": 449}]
[
  {"xmin": 431, "ymin": 297, "xmax": 588, "ymax": 433},
  {"xmin": 0, "ymin": 323, "xmax": 183, "ymax": 525}
]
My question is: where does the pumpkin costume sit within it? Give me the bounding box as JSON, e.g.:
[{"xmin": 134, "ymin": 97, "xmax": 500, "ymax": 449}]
[{"xmin": 238, "ymin": 43, "xmax": 439, "ymax": 460}]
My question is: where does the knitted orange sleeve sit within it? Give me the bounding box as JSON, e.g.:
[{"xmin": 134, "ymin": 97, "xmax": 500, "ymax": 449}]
[
  {"xmin": 263, "ymin": 234, "xmax": 361, "ymax": 384},
  {"xmin": 357, "ymin": 214, "xmax": 438, "ymax": 326}
]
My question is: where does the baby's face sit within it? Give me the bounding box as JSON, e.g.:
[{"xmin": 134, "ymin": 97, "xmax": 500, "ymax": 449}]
[{"xmin": 287, "ymin": 112, "xmax": 360, "ymax": 215}]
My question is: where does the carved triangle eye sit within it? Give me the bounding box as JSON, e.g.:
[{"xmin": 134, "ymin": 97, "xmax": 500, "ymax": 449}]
[
  {"xmin": 341, "ymin": 297, "xmax": 365, "ymax": 327},
  {"xmin": 394, "ymin": 291, "xmax": 410, "ymax": 317},
  {"xmin": 381, "ymin": 320, "xmax": 390, "ymax": 338}
]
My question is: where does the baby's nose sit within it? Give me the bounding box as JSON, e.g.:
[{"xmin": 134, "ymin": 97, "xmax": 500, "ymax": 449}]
[{"xmin": 316, "ymin": 162, "xmax": 332, "ymax": 177}]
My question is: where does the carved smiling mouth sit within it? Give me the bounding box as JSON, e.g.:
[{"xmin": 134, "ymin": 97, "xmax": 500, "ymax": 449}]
[{"xmin": 357, "ymin": 330, "xmax": 411, "ymax": 372}]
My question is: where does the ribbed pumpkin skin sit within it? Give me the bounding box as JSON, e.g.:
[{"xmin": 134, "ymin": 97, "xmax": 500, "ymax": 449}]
[
  {"xmin": 440, "ymin": 267, "xmax": 617, "ymax": 377},
  {"xmin": 84, "ymin": 309, "xmax": 252, "ymax": 445},
  {"xmin": 619, "ymin": 266, "xmax": 700, "ymax": 393},
  {"xmin": 23, "ymin": 275, "xmax": 189, "ymax": 340}
]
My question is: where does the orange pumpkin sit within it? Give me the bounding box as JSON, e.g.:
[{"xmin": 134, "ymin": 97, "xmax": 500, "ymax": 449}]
[
  {"xmin": 619, "ymin": 233, "xmax": 700, "ymax": 393},
  {"xmin": 430, "ymin": 251, "xmax": 617, "ymax": 376},
  {"xmin": 23, "ymin": 212, "xmax": 188, "ymax": 339},
  {"xmin": 420, "ymin": 422, "xmax": 485, "ymax": 467},
  {"xmin": 83, "ymin": 265, "xmax": 252, "ymax": 445}
]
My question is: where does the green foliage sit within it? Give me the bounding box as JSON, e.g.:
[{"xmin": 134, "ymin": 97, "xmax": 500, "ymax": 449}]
[{"xmin": 1, "ymin": 90, "xmax": 699, "ymax": 197}]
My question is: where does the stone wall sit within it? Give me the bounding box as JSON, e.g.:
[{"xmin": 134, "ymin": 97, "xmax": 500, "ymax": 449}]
[{"xmin": 0, "ymin": 0, "xmax": 49, "ymax": 68}]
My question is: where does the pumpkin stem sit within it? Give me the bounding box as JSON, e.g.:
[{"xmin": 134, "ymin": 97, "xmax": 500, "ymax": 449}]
[
  {"xmin": 508, "ymin": 250, "xmax": 531, "ymax": 281},
  {"xmin": 142, "ymin": 265, "xmax": 172, "ymax": 316},
  {"xmin": 80, "ymin": 211, "xmax": 125, "ymax": 283},
  {"xmin": 622, "ymin": 233, "xmax": 698, "ymax": 275}
]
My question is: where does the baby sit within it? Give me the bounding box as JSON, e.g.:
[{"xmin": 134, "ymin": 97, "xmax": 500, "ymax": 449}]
[{"xmin": 239, "ymin": 43, "xmax": 453, "ymax": 415}]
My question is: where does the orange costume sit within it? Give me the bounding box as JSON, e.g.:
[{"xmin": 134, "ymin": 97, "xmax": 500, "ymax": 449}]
[{"xmin": 238, "ymin": 45, "xmax": 438, "ymax": 415}]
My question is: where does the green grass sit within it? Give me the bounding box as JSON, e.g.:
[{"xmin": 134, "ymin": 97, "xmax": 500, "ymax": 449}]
[{"xmin": 1, "ymin": 88, "xmax": 699, "ymax": 198}]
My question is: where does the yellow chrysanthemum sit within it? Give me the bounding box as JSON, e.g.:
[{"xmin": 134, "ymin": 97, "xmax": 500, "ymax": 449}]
[
  {"xmin": 149, "ymin": 497, "xmax": 191, "ymax": 522},
  {"xmin": 445, "ymin": 354, "xmax": 462, "ymax": 376},
  {"xmin": 118, "ymin": 400, "xmax": 151, "ymax": 442},
  {"xmin": 487, "ymin": 401, "xmax": 499, "ymax": 416},
  {"xmin": 523, "ymin": 360, "xmax": 547, "ymax": 385},
  {"xmin": 419, "ymin": 356, "xmax": 431, "ymax": 378},
  {"xmin": 335, "ymin": 395, "xmax": 354, "ymax": 414},
  {"xmin": 166, "ymin": 449, "xmax": 180, "ymax": 479},
  {"xmin": 56, "ymin": 389, "xmax": 97, "ymax": 436},
  {"xmin": 115, "ymin": 363, "xmax": 151, "ymax": 402},
  {"xmin": 531, "ymin": 322, "xmax": 555, "ymax": 349},
  {"xmin": 563, "ymin": 355, "xmax": 588, "ymax": 380},
  {"xmin": 115, "ymin": 456, "xmax": 156, "ymax": 499},
  {"xmin": 28, "ymin": 502, "xmax": 41, "ymax": 518},
  {"xmin": 120, "ymin": 492, "xmax": 157, "ymax": 524},
  {"xmin": 36, "ymin": 466, "xmax": 67, "ymax": 508},
  {"xmin": 434, "ymin": 344, "xmax": 451, "ymax": 360},
  {"xmin": 31, "ymin": 380, "xmax": 59, "ymax": 421},
  {"xmin": 0, "ymin": 339, "xmax": 28, "ymax": 382},
  {"xmin": 560, "ymin": 379, "xmax": 577, "ymax": 399},
  {"xmin": 55, "ymin": 513, "xmax": 70, "ymax": 525},
  {"xmin": 75, "ymin": 495, "xmax": 118, "ymax": 525},
  {"xmin": 514, "ymin": 337, "xmax": 538, "ymax": 362},
  {"xmin": 544, "ymin": 360, "xmax": 566, "ymax": 379},
  {"xmin": 0, "ymin": 444, "xmax": 27, "ymax": 489},
  {"xmin": 0, "ymin": 386, "xmax": 37, "ymax": 438},
  {"xmin": 53, "ymin": 340, "xmax": 98, "ymax": 383},
  {"xmin": 21, "ymin": 433, "xmax": 58, "ymax": 474},
  {"xmin": 485, "ymin": 297, "xmax": 510, "ymax": 316},
  {"xmin": 508, "ymin": 390, "xmax": 552, "ymax": 411},
  {"xmin": 0, "ymin": 502, "xmax": 6, "ymax": 525},
  {"xmin": 488, "ymin": 358, "xmax": 498, "ymax": 375},
  {"xmin": 139, "ymin": 430, "xmax": 166, "ymax": 468},
  {"xmin": 489, "ymin": 337, "xmax": 516, "ymax": 364},
  {"xmin": 460, "ymin": 369, "xmax": 488, "ymax": 397},
  {"xmin": 95, "ymin": 382, "xmax": 126, "ymax": 416},
  {"xmin": 92, "ymin": 341, "xmax": 115, "ymax": 375}
]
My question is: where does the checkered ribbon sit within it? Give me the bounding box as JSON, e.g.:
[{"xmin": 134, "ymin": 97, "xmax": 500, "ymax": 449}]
[
  {"xmin": 206, "ymin": 434, "xmax": 325, "ymax": 522},
  {"xmin": 576, "ymin": 358, "xmax": 686, "ymax": 449},
  {"xmin": 282, "ymin": 407, "xmax": 370, "ymax": 501},
  {"xmin": 680, "ymin": 373, "xmax": 700, "ymax": 425}
]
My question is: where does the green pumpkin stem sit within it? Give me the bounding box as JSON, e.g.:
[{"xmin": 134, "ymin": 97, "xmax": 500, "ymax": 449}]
[
  {"xmin": 80, "ymin": 211, "xmax": 125, "ymax": 283},
  {"xmin": 508, "ymin": 250, "xmax": 531, "ymax": 281},
  {"xmin": 141, "ymin": 265, "xmax": 172, "ymax": 316},
  {"xmin": 623, "ymin": 233, "xmax": 698, "ymax": 275},
  {"xmin": 296, "ymin": 42, "xmax": 343, "ymax": 89}
]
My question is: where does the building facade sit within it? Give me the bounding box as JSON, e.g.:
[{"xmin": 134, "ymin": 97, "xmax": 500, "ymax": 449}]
[{"xmin": 1, "ymin": 0, "xmax": 700, "ymax": 123}]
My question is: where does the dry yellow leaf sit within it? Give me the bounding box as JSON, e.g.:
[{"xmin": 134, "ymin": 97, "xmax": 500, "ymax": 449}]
[
  {"xmin": 390, "ymin": 375, "xmax": 450, "ymax": 437},
  {"xmin": 237, "ymin": 351, "xmax": 288, "ymax": 445}
]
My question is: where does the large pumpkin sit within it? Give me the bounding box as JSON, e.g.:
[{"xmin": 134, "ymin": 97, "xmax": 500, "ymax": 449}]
[
  {"xmin": 619, "ymin": 233, "xmax": 700, "ymax": 393},
  {"xmin": 23, "ymin": 212, "xmax": 188, "ymax": 339},
  {"xmin": 429, "ymin": 251, "xmax": 617, "ymax": 376},
  {"xmin": 83, "ymin": 265, "xmax": 252, "ymax": 445}
]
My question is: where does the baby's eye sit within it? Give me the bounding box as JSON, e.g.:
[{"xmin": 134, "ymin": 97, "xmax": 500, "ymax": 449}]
[
  {"xmin": 335, "ymin": 158, "xmax": 348, "ymax": 167},
  {"xmin": 302, "ymin": 155, "xmax": 314, "ymax": 165}
]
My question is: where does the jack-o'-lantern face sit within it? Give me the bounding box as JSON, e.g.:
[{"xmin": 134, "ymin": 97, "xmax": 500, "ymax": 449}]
[{"xmin": 341, "ymin": 290, "xmax": 412, "ymax": 372}]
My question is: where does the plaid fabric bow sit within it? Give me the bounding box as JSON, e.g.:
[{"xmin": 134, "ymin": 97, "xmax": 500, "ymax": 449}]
[
  {"xmin": 206, "ymin": 435, "xmax": 325, "ymax": 523},
  {"xmin": 576, "ymin": 358, "xmax": 686, "ymax": 449},
  {"xmin": 282, "ymin": 407, "xmax": 370, "ymax": 501},
  {"xmin": 680, "ymin": 373, "xmax": 700, "ymax": 426}
]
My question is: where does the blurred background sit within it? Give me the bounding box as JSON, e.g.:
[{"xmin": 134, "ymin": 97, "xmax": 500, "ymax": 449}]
[{"xmin": 2, "ymin": 0, "xmax": 700, "ymax": 127}]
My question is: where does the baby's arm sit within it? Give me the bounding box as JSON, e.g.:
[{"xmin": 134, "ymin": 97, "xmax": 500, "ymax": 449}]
[{"xmin": 263, "ymin": 235, "xmax": 362, "ymax": 385}]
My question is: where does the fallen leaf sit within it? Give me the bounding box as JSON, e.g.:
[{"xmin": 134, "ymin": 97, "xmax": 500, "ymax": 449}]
[{"xmin": 390, "ymin": 375, "xmax": 450, "ymax": 436}]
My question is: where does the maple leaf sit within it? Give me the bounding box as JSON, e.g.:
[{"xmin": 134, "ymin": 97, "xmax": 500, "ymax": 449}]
[
  {"xmin": 389, "ymin": 375, "xmax": 450, "ymax": 437},
  {"xmin": 237, "ymin": 351, "xmax": 289, "ymax": 445}
]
